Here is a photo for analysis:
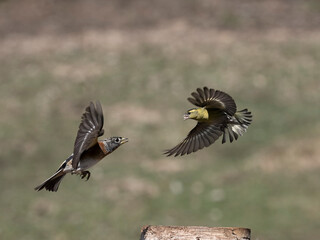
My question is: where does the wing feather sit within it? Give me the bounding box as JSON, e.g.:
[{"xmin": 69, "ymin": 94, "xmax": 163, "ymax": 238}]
[
  {"xmin": 164, "ymin": 122, "xmax": 223, "ymax": 157},
  {"xmin": 193, "ymin": 135, "xmax": 200, "ymax": 152},
  {"xmin": 187, "ymin": 136, "xmax": 196, "ymax": 154},
  {"xmin": 72, "ymin": 101, "xmax": 104, "ymax": 169},
  {"xmin": 177, "ymin": 140, "xmax": 189, "ymax": 157},
  {"xmin": 187, "ymin": 97, "xmax": 198, "ymax": 106},
  {"xmin": 197, "ymin": 88, "xmax": 205, "ymax": 102},
  {"xmin": 187, "ymin": 87, "xmax": 237, "ymax": 115},
  {"xmin": 203, "ymin": 86, "xmax": 210, "ymax": 99}
]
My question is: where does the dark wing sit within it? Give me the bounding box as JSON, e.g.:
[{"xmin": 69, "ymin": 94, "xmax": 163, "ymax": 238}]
[
  {"xmin": 164, "ymin": 122, "xmax": 223, "ymax": 157},
  {"xmin": 187, "ymin": 87, "xmax": 237, "ymax": 116},
  {"xmin": 72, "ymin": 101, "xmax": 104, "ymax": 169}
]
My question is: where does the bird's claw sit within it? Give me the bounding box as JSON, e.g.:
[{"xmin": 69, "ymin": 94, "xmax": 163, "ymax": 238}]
[{"xmin": 80, "ymin": 171, "xmax": 91, "ymax": 181}]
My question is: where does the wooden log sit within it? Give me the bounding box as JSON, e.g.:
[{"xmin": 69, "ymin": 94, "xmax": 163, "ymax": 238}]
[{"xmin": 140, "ymin": 225, "xmax": 250, "ymax": 240}]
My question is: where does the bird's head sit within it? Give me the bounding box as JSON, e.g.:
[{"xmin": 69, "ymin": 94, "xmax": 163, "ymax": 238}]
[
  {"xmin": 102, "ymin": 137, "xmax": 129, "ymax": 152},
  {"xmin": 184, "ymin": 108, "xmax": 208, "ymax": 121},
  {"xmin": 184, "ymin": 108, "xmax": 200, "ymax": 120}
]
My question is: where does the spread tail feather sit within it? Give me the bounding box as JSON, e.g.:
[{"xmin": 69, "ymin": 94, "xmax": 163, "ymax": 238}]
[
  {"xmin": 34, "ymin": 170, "xmax": 66, "ymax": 192},
  {"xmin": 222, "ymin": 108, "xmax": 252, "ymax": 144}
]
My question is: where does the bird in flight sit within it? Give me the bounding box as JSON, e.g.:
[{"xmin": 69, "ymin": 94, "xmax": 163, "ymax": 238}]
[
  {"xmin": 35, "ymin": 101, "xmax": 128, "ymax": 192},
  {"xmin": 165, "ymin": 87, "xmax": 252, "ymax": 157}
]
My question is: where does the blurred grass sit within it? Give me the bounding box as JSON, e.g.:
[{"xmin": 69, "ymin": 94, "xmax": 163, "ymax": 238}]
[{"xmin": 1, "ymin": 1, "xmax": 320, "ymax": 240}]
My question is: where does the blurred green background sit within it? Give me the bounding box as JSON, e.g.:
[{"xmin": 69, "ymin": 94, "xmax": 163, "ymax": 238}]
[{"xmin": 1, "ymin": 0, "xmax": 320, "ymax": 239}]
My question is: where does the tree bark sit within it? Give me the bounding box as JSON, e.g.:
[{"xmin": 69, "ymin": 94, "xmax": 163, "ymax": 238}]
[{"xmin": 140, "ymin": 225, "xmax": 250, "ymax": 240}]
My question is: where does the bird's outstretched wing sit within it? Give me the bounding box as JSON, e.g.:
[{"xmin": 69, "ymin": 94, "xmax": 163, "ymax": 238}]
[
  {"xmin": 187, "ymin": 87, "xmax": 237, "ymax": 116},
  {"xmin": 164, "ymin": 122, "xmax": 223, "ymax": 157},
  {"xmin": 72, "ymin": 101, "xmax": 104, "ymax": 169}
]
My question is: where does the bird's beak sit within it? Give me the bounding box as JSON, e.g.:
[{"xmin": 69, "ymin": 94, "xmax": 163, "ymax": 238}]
[
  {"xmin": 120, "ymin": 137, "xmax": 129, "ymax": 145},
  {"xmin": 183, "ymin": 113, "xmax": 190, "ymax": 120}
]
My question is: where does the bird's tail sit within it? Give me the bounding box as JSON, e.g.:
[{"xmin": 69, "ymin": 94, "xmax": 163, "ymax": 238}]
[
  {"xmin": 222, "ymin": 108, "xmax": 252, "ymax": 143},
  {"xmin": 34, "ymin": 170, "xmax": 66, "ymax": 192}
]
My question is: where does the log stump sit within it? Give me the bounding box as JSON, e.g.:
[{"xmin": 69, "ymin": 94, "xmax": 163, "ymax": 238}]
[{"xmin": 140, "ymin": 225, "xmax": 250, "ymax": 240}]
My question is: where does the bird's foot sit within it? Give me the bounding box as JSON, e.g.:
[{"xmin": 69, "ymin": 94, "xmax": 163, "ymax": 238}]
[{"xmin": 80, "ymin": 171, "xmax": 91, "ymax": 181}]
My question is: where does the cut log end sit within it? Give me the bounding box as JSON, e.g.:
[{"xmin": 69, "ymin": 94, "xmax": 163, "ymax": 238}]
[{"xmin": 140, "ymin": 225, "xmax": 251, "ymax": 240}]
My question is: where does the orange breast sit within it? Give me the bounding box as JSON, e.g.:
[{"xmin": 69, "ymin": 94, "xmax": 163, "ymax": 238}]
[{"xmin": 98, "ymin": 141, "xmax": 109, "ymax": 155}]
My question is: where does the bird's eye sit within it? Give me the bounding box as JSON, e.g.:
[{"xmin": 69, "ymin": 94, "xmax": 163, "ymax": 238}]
[{"xmin": 115, "ymin": 138, "xmax": 120, "ymax": 143}]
